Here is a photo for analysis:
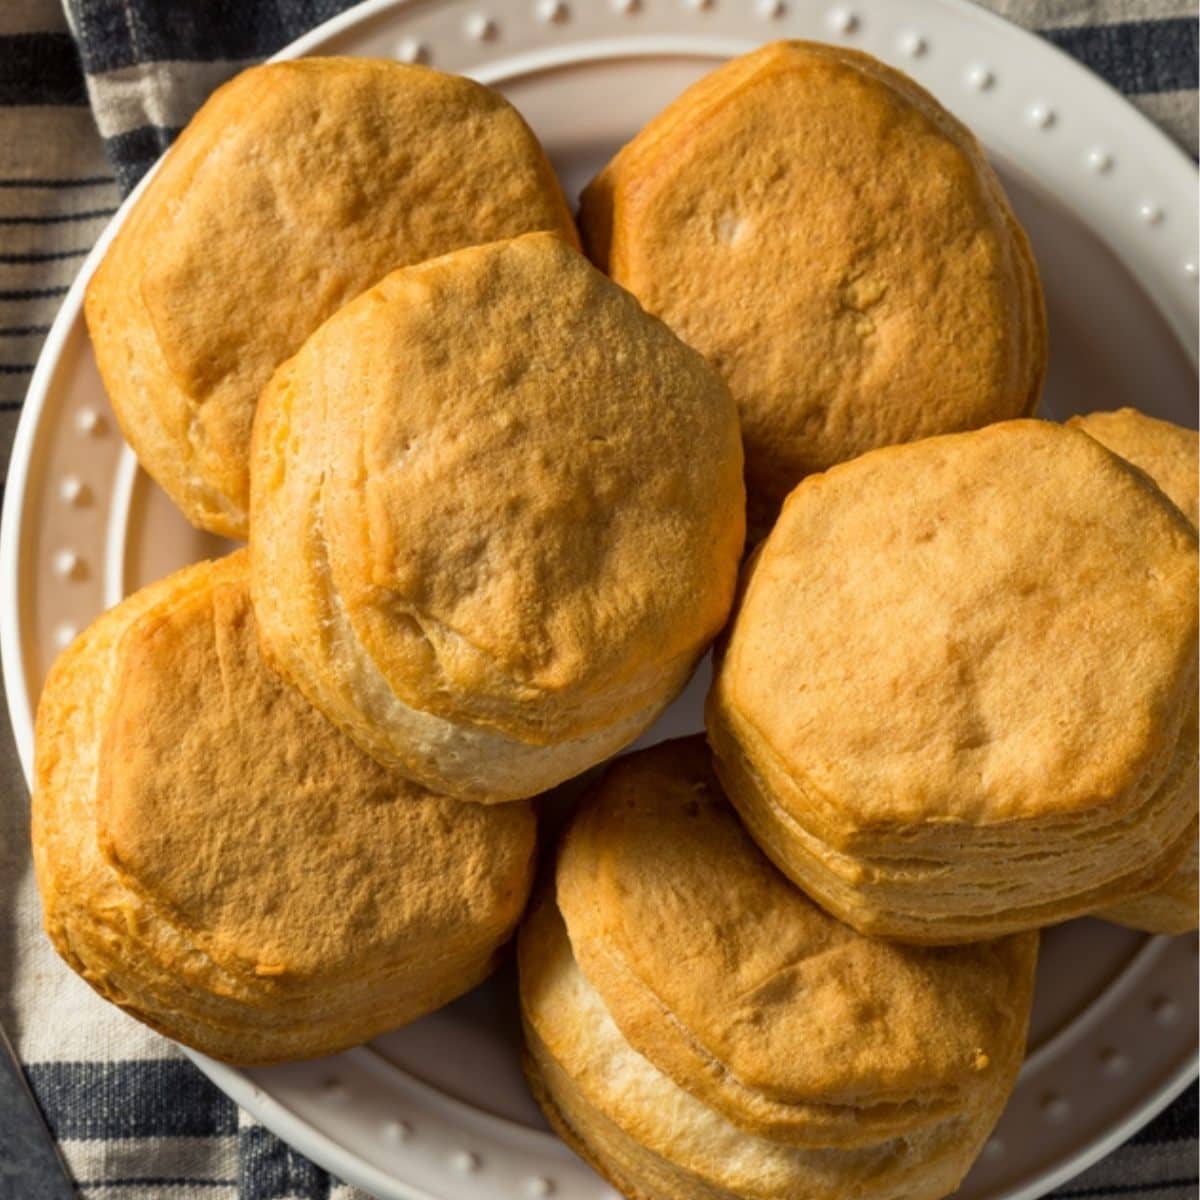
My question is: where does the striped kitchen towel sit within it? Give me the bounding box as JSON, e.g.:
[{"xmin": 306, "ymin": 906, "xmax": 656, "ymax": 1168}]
[{"xmin": 0, "ymin": 1, "xmax": 1197, "ymax": 1199}]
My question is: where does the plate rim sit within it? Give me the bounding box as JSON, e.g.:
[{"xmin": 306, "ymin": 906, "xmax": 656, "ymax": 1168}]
[{"xmin": 3, "ymin": 2, "xmax": 1198, "ymax": 1198}]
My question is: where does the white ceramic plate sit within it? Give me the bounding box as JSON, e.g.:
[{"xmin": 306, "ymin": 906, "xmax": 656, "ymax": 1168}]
[{"xmin": 3, "ymin": 2, "xmax": 1198, "ymax": 1198}]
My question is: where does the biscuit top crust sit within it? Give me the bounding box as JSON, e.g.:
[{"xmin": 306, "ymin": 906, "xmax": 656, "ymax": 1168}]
[
  {"xmin": 581, "ymin": 41, "xmax": 1044, "ymax": 517},
  {"xmin": 716, "ymin": 420, "xmax": 1198, "ymax": 839},
  {"xmin": 1070, "ymin": 408, "xmax": 1199, "ymax": 526},
  {"xmin": 87, "ymin": 58, "xmax": 577, "ymax": 535},
  {"xmin": 256, "ymin": 232, "xmax": 744, "ymax": 737},
  {"xmin": 94, "ymin": 553, "xmax": 536, "ymax": 981},
  {"xmin": 556, "ymin": 737, "xmax": 1037, "ymax": 1110}
]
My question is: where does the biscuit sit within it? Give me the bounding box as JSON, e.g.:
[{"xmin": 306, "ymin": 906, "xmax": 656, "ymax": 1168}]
[
  {"xmin": 520, "ymin": 737, "xmax": 1038, "ymax": 1200},
  {"xmin": 581, "ymin": 41, "xmax": 1045, "ymax": 531},
  {"xmin": 250, "ymin": 232, "xmax": 745, "ymax": 802},
  {"xmin": 32, "ymin": 552, "xmax": 536, "ymax": 1064},
  {"xmin": 1069, "ymin": 408, "xmax": 1198, "ymax": 934},
  {"xmin": 1069, "ymin": 408, "xmax": 1198, "ymax": 527},
  {"xmin": 85, "ymin": 58, "xmax": 577, "ymax": 538},
  {"xmin": 707, "ymin": 420, "xmax": 1198, "ymax": 943}
]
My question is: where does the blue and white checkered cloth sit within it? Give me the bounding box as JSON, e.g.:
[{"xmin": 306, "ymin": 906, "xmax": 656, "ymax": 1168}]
[{"xmin": 0, "ymin": 1, "xmax": 1196, "ymax": 1197}]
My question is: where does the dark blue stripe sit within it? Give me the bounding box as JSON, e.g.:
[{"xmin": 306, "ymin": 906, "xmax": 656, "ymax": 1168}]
[
  {"xmin": 1043, "ymin": 17, "xmax": 1198, "ymax": 96},
  {"xmin": 0, "ymin": 176, "xmax": 112, "ymax": 189},
  {"xmin": 0, "ymin": 364, "xmax": 34, "ymax": 375},
  {"xmin": 1051, "ymin": 1178, "xmax": 1199, "ymax": 1197},
  {"xmin": 24, "ymin": 1061, "xmax": 238, "ymax": 1140},
  {"xmin": 67, "ymin": 0, "xmax": 357, "ymax": 74},
  {"xmin": 239, "ymin": 1125, "xmax": 330, "ymax": 1200},
  {"xmin": 0, "ymin": 33, "xmax": 87, "ymax": 106},
  {"xmin": 0, "ymin": 326, "xmax": 49, "ymax": 336},
  {"xmin": 0, "ymin": 287, "xmax": 70, "ymax": 301},
  {"xmin": 104, "ymin": 125, "xmax": 181, "ymax": 196},
  {"xmin": 0, "ymin": 208, "xmax": 115, "ymax": 226},
  {"xmin": 0, "ymin": 249, "xmax": 88, "ymax": 264}
]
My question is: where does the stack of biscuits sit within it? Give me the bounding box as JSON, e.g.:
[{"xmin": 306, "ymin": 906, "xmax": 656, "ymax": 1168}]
[{"xmin": 32, "ymin": 40, "xmax": 1196, "ymax": 1200}]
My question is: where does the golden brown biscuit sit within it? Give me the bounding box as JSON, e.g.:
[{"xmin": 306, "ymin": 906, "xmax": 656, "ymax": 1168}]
[
  {"xmin": 520, "ymin": 737, "xmax": 1037, "ymax": 1200},
  {"xmin": 33, "ymin": 552, "xmax": 536, "ymax": 1064},
  {"xmin": 1069, "ymin": 408, "xmax": 1199, "ymax": 526},
  {"xmin": 86, "ymin": 58, "xmax": 577, "ymax": 538},
  {"xmin": 1069, "ymin": 409, "xmax": 1199, "ymax": 934},
  {"xmin": 581, "ymin": 41, "xmax": 1045, "ymax": 531},
  {"xmin": 707, "ymin": 420, "xmax": 1198, "ymax": 943},
  {"xmin": 251, "ymin": 232, "xmax": 745, "ymax": 803}
]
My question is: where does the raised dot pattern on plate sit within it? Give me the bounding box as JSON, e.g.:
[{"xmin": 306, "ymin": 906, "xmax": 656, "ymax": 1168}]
[
  {"xmin": 826, "ymin": 6, "xmax": 858, "ymax": 33},
  {"xmin": 464, "ymin": 13, "xmax": 497, "ymax": 40},
  {"xmin": 451, "ymin": 1150, "xmax": 482, "ymax": 1175},
  {"xmin": 59, "ymin": 475, "xmax": 88, "ymax": 506},
  {"xmin": 53, "ymin": 549, "xmax": 83, "ymax": 580},
  {"xmin": 1027, "ymin": 101, "xmax": 1055, "ymax": 129},
  {"xmin": 381, "ymin": 1118, "xmax": 413, "ymax": 1143},
  {"xmin": 74, "ymin": 406, "xmax": 104, "ymax": 435},
  {"xmin": 396, "ymin": 36, "xmax": 429, "ymax": 63},
  {"xmin": 964, "ymin": 63, "xmax": 994, "ymax": 91},
  {"xmin": 1100, "ymin": 1046, "xmax": 1128, "ymax": 1076}
]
